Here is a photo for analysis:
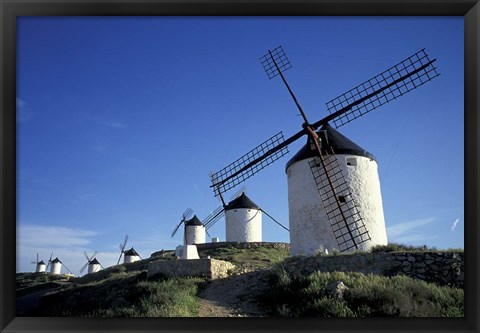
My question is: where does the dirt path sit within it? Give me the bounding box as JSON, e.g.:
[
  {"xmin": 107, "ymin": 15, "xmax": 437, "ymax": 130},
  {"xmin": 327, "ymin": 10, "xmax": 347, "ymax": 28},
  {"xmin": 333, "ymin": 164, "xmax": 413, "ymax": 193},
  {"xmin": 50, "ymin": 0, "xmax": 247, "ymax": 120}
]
[{"xmin": 197, "ymin": 270, "xmax": 271, "ymax": 317}]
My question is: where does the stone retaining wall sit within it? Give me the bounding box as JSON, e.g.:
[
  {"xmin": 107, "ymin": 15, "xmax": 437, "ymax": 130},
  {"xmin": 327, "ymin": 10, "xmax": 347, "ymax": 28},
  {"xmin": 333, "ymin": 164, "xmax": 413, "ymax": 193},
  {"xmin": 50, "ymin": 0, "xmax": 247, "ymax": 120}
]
[
  {"xmin": 282, "ymin": 252, "xmax": 464, "ymax": 287},
  {"xmin": 147, "ymin": 258, "xmax": 235, "ymax": 279},
  {"xmin": 195, "ymin": 241, "xmax": 290, "ymax": 252}
]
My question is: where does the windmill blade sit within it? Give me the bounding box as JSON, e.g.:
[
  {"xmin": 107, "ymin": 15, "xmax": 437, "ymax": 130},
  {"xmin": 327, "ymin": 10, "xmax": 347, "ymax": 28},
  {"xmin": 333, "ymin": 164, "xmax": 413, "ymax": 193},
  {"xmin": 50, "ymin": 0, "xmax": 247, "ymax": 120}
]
[
  {"xmin": 171, "ymin": 220, "xmax": 184, "ymax": 238},
  {"xmin": 120, "ymin": 235, "xmax": 129, "ymax": 252},
  {"xmin": 202, "ymin": 205, "xmax": 225, "ymax": 230},
  {"xmin": 116, "ymin": 235, "xmax": 128, "ymax": 265},
  {"xmin": 182, "ymin": 208, "xmax": 193, "ymax": 221},
  {"xmin": 308, "ymin": 147, "xmax": 371, "ymax": 252},
  {"xmin": 210, "ymin": 131, "xmax": 290, "ymax": 196},
  {"xmin": 315, "ymin": 49, "xmax": 440, "ymax": 130},
  {"xmin": 80, "ymin": 262, "xmax": 88, "ymax": 274},
  {"xmin": 261, "ymin": 209, "xmax": 289, "ymax": 232},
  {"xmin": 83, "ymin": 251, "xmax": 90, "ymax": 261},
  {"xmin": 62, "ymin": 262, "xmax": 74, "ymax": 275},
  {"xmin": 259, "ymin": 45, "xmax": 292, "ymax": 79},
  {"xmin": 46, "ymin": 252, "xmax": 53, "ymax": 271},
  {"xmin": 37, "ymin": 253, "xmax": 39, "ymax": 263}
]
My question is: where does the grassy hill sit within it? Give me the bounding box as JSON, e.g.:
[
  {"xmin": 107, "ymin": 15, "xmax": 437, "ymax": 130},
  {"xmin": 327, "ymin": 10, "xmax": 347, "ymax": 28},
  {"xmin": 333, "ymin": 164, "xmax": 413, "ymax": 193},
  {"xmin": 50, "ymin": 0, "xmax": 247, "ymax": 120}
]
[{"xmin": 16, "ymin": 243, "xmax": 463, "ymax": 317}]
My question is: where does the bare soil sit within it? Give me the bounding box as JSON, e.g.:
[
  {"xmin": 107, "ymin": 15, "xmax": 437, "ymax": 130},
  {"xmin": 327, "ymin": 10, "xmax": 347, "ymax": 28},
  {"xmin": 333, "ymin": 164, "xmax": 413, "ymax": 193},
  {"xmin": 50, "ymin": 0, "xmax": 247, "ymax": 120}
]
[{"xmin": 197, "ymin": 270, "xmax": 271, "ymax": 317}]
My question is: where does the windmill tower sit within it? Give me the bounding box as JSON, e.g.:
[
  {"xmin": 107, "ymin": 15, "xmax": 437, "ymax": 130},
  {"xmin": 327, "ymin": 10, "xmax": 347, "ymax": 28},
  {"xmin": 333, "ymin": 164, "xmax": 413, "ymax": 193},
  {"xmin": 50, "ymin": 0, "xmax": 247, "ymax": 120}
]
[
  {"xmin": 31, "ymin": 254, "xmax": 46, "ymax": 273},
  {"xmin": 49, "ymin": 257, "xmax": 73, "ymax": 275},
  {"xmin": 224, "ymin": 193, "xmax": 262, "ymax": 242},
  {"xmin": 184, "ymin": 216, "xmax": 206, "ymax": 245},
  {"xmin": 209, "ymin": 46, "xmax": 439, "ymax": 255},
  {"xmin": 203, "ymin": 185, "xmax": 289, "ymax": 242},
  {"xmin": 286, "ymin": 123, "xmax": 387, "ymax": 254},
  {"xmin": 123, "ymin": 247, "xmax": 141, "ymax": 263},
  {"xmin": 50, "ymin": 258, "xmax": 62, "ymax": 275},
  {"xmin": 171, "ymin": 209, "xmax": 206, "ymax": 246},
  {"xmin": 80, "ymin": 251, "xmax": 104, "ymax": 275},
  {"xmin": 116, "ymin": 235, "xmax": 142, "ymax": 264}
]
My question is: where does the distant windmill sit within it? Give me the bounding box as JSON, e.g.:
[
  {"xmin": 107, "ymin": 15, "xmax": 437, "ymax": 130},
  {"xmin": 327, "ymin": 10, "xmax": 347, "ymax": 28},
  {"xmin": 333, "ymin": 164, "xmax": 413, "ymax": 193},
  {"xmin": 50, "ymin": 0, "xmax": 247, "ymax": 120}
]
[
  {"xmin": 80, "ymin": 251, "xmax": 104, "ymax": 275},
  {"xmin": 49, "ymin": 257, "xmax": 73, "ymax": 275},
  {"xmin": 31, "ymin": 253, "xmax": 46, "ymax": 273},
  {"xmin": 203, "ymin": 183, "xmax": 288, "ymax": 242},
  {"xmin": 171, "ymin": 208, "xmax": 207, "ymax": 245},
  {"xmin": 116, "ymin": 235, "xmax": 142, "ymax": 264},
  {"xmin": 210, "ymin": 46, "xmax": 439, "ymax": 255}
]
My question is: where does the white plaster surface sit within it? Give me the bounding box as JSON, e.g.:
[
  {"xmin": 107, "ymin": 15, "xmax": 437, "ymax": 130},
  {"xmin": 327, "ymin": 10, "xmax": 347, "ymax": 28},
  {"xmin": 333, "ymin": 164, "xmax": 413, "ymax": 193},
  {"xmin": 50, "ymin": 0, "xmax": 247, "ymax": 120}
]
[
  {"xmin": 185, "ymin": 225, "xmax": 206, "ymax": 245},
  {"xmin": 287, "ymin": 154, "xmax": 388, "ymax": 255},
  {"xmin": 36, "ymin": 264, "xmax": 46, "ymax": 273},
  {"xmin": 181, "ymin": 244, "xmax": 200, "ymax": 260},
  {"xmin": 124, "ymin": 255, "xmax": 140, "ymax": 263},
  {"xmin": 225, "ymin": 208, "xmax": 262, "ymax": 242},
  {"xmin": 50, "ymin": 262, "xmax": 61, "ymax": 275},
  {"xmin": 88, "ymin": 264, "xmax": 101, "ymax": 274}
]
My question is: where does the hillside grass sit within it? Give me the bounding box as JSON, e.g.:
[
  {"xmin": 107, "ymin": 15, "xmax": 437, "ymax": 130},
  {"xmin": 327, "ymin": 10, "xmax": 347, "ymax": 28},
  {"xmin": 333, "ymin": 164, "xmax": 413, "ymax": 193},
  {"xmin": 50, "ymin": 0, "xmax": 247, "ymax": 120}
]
[
  {"xmin": 18, "ymin": 244, "xmax": 464, "ymax": 317},
  {"xmin": 369, "ymin": 243, "xmax": 464, "ymax": 253},
  {"xmin": 27, "ymin": 269, "xmax": 203, "ymax": 317},
  {"xmin": 199, "ymin": 245, "xmax": 289, "ymax": 271},
  {"xmin": 262, "ymin": 269, "xmax": 464, "ymax": 317}
]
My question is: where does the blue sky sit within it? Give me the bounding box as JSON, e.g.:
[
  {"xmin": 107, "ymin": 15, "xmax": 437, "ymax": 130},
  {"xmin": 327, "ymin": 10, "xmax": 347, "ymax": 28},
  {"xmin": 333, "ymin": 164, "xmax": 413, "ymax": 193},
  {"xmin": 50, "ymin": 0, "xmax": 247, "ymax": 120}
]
[{"xmin": 16, "ymin": 16, "xmax": 464, "ymax": 276}]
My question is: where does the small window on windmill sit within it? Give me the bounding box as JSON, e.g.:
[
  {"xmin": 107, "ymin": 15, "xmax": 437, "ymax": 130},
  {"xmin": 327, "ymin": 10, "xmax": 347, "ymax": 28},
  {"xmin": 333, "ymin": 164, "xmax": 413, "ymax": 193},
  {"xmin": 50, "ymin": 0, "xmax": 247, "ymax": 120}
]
[
  {"xmin": 346, "ymin": 157, "xmax": 357, "ymax": 167},
  {"xmin": 338, "ymin": 195, "xmax": 347, "ymax": 203}
]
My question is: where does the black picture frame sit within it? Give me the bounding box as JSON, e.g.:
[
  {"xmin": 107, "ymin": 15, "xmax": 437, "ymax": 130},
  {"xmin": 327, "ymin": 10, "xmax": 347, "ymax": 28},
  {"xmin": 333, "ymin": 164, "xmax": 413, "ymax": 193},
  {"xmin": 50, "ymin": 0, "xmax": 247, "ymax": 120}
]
[{"xmin": 1, "ymin": 1, "xmax": 478, "ymax": 332}]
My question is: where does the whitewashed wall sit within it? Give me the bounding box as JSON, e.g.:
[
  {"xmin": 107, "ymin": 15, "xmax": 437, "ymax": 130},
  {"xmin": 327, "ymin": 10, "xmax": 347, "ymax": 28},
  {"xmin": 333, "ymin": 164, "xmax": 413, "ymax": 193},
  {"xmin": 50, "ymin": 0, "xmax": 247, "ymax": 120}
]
[
  {"xmin": 88, "ymin": 263, "xmax": 101, "ymax": 274},
  {"xmin": 185, "ymin": 225, "xmax": 206, "ymax": 245},
  {"xmin": 124, "ymin": 255, "xmax": 140, "ymax": 263},
  {"xmin": 287, "ymin": 154, "xmax": 388, "ymax": 255},
  {"xmin": 36, "ymin": 263, "xmax": 46, "ymax": 273},
  {"xmin": 225, "ymin": 208, "xmax": 262, "ymax": 242},
  {"xmin": 50, "ymin": 262, "xmax": 62, "ymax": 275}
]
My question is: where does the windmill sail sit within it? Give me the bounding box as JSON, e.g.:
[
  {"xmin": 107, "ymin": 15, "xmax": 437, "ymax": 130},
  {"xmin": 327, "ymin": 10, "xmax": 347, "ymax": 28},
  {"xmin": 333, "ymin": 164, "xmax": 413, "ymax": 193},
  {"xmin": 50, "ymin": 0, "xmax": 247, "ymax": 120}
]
[
  {"xmin": 211, "ymin": 48, "xmax": 439, "ymax": 196},
  {"xmin": 317, "ymin": 49, "xmax": 439, "ymax": 129},
  {"xmin": 171, "ymin": 208, "xmax": 193, "ymax": 237},
  {"xmin": 210, "ymin": 132, "xmax": 289, "ymax": 197},
  {"xmin": 202, "ymin": 185, "xmax": 247, "ymax": 230}
]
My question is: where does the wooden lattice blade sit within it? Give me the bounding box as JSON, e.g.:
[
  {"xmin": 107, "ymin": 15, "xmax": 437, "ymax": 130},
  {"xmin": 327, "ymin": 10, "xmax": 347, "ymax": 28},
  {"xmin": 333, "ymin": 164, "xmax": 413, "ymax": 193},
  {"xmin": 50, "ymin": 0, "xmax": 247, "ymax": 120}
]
[
  {"xmin": 313, "ymin": 49, "xmax": 439, "ymax": 130},
  {"xmin": 309, "ymin": 149, "xmax": 371, "ymax": 252},
  {"xmin": 210, "ymin": 131, "xmax": 289, "ymax": 196}
]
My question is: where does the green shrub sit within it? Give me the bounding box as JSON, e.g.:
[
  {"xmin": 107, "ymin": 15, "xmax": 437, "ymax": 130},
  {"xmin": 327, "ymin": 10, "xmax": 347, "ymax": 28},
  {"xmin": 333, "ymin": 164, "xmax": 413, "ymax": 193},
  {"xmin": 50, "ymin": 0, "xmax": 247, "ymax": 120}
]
[{"xmin": 262, "ymin": 270, "xmax": 463, "ymax": 317}]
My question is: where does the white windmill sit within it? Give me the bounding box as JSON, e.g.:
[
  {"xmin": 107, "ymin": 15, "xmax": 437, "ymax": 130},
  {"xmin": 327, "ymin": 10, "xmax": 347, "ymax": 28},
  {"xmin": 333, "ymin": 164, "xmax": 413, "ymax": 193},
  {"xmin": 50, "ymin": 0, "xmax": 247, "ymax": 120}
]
[
  {"xmin": 80, "ymin": 251, "xmax": 104, "ymax": 275},
  {"xmin": 171, "ymin": 209, "xmax": 207, "ymax": 246},
  {"xmin": 116, "ymin": 235, "xmax": 142, "ymax": 264},
  {"xmin": 31, "ymin": 253, "xmax": 46, "ymax": 273},
  {"xmin": 49, "ymin": 257, "xmax": 73, "ymax": 275},
  {"xmin": 210, "ymin": 46, "xmax": 440, "ymax": 255},
  {"xmin": 203, "ymin": 184, "xmax": 289, "ymax": 243}
]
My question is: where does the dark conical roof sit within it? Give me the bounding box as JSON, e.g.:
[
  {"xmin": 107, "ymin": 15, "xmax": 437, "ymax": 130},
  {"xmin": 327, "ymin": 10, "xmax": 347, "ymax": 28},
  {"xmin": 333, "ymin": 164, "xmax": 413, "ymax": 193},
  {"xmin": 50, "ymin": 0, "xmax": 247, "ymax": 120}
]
[
  {"xmin": 225, "ymin": 192, "xmax": 260, "ymax": 210},
  {"xmin": 285, "ymin": 123, "xmax": 376, "ymax": 171},
  {"xmin": 37, "ymin": 260, "xmax": 45, "ymax": 265},
  {"xmin": 185, "ymin": 215, "xmax": 204, "ymax": 226},
  {"xmin": 124, "ymin": 247, "xmax": 139, "ymax": 256},
  {"xmin": 51, "ymin": 257, "xmax": 62, "ymax": 264},
  {"xmin": 89, "ymin": 258, "xmax": 100, "ymax": 265}
]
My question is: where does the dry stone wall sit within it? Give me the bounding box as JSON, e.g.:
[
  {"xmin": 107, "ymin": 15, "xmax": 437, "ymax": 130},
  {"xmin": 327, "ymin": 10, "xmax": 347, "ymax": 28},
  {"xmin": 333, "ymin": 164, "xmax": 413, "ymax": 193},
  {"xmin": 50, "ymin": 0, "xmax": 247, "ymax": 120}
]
[
  {"xmin": 282, "ymin": 251, "xmax": 464, "ymax": 287},
  {"xmin": 195, "ymin": 241, "xmax": 290, "ymax": 252},
  {"xmin": 147, "ymin": 258, "xmax": 236, "ymax": 280}
]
